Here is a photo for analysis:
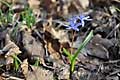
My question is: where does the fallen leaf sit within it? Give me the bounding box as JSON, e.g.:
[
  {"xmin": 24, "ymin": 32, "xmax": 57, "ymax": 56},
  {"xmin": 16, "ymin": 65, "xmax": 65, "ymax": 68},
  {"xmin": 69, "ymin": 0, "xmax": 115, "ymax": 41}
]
[
  {"xmin": 26, "ymin": 65, "xmax": 53, "ymax": 80},
  {"xmin": 86, "ymin": 34, "xmax": 114, "ymax": 60},
  {"xmin": 1, "ymin": 34, "xmax": 21, "ymax": 64},
  {"xmin": 77, "ymin": 0, "xmax": 89, "ymax": 9},
  {"xmin": 28, "ymin": 0, "xmax": 40, "ymax": 14},
  {"xmin": 0, "ymin": 75, "xmax": 5, "ymax": 80},
  {"xmin": 4, "ymin": 34, "xmax": 21, "ymax": 58},
  {"xmin": 22, "ymin": 29, "xmax": 45, "ymax": 65},
  {"xmin": 55, "ymin": 65, "xmax": 70, "ymax": 79},
  {"xmin": 44, "ymin": 18, "xmax": 70, "ymax": 43},
  {"xmin": 21, "ymin": 59, "xmax": 28, "ymax": 78}
]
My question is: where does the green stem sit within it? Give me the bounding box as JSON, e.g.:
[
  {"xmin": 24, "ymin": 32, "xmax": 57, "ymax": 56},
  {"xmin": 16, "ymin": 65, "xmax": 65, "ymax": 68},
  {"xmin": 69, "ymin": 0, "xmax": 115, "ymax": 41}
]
[
  {"xmin": 70, "ymin": 31, "xmax": 76, "ymax": 54},
  {"xmin": 71, "ymin": 30, "xmax": 93, "ymax": 72}
]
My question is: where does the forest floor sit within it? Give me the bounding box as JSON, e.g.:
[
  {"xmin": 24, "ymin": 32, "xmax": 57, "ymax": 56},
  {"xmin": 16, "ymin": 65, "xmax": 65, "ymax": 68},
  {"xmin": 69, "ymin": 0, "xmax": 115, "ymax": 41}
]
[{"xmin": 0, "ymin": 0, "xmax": 120, "ymax": 80}]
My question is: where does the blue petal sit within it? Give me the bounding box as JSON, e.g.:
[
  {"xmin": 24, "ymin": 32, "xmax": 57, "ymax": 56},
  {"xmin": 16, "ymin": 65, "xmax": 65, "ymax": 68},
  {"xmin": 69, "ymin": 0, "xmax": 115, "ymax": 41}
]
[
  {"xmin": 79, "ymin": 15, "xmax": 85, "ymax": 20},
  {"xmin": 75, "ymin": 23, "xmax": 82, "ymax": 27},
  {"xmin": 81, "ymin": 20, "xmax": 85, "ymax": 27},
  {"xmin": 72, "ymin": 26, "xmax": 79, "ymax": 31},
  {"xmin": 65, "ymin": 14, "xmax": 91, "ymax": 31},
  {"xmin": 78, "ymin": 15, "xmax": 92, "ymax": 27},
  {"xmin": 73, "ymin": 28, "xmax": 79, "ymax": 31},
  {"xmin": 65, "ymin": 25, "xmax": 72, "ymax": 29},
  {"xmin": 83, "ymin": 16, "xmax": 92, "ymax": 21}
]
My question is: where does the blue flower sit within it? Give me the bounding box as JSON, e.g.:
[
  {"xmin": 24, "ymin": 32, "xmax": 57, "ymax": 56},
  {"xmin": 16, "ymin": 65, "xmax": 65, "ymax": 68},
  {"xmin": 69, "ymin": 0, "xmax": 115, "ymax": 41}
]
[
  {"xmin": 78, "ymin": 15, "xmax": 92, "ymax": 27},
  {"xmin": 66, "ymin": 16, "xmax": 82, "ymax": 31},
  {"xmin": 66, "ymin": 22, "xmax": 82, "ymax": 31},
  {"xmin": 65, "ymin": 14, "xmax": 92, "ymax": 31}
]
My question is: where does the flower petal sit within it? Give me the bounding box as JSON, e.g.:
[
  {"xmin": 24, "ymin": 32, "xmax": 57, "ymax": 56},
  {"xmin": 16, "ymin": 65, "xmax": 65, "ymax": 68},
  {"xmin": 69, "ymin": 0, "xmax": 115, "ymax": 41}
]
[
  {"xmin": 65, "ymin": 14, "xmax": 92, "ymax": 31},
  {"xmin": 81, "ymin": 20, "xmax": 85, "ymax": 27}
]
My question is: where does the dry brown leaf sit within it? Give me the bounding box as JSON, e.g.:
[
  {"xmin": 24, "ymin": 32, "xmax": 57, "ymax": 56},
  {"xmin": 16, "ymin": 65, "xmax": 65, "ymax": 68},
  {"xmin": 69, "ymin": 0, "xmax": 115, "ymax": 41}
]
[
  {"xmin": 48, "ymin": 42, "xmax": 60, "ymax": 60},
  {"xmin": 78, "ymin": 0, "xmax": 89, "ymax": 9},
  {"xmin": 0, "ymin": 75, "xmax": 5, "ymax": 80},
  {"xmin": 22, "ymin": 29, "xmax": 45, "ymax": 65},
  {"xmin": 6, "ymin": 57, "xmax": 13, "ymax": 65},
  {"xmin": 21, "ymin": 59, "xmax": 28, "ymax": 78},
  {"xmin": 28, "ymin": 0, "xmax": 40, "ymax": 9},
  {"xmin": 1, "ymin": 73, "xmax": 24, "ymax": 80},
  {"xmin": 44, "ymin": 21, "xmax": 69, "ymax": 43},
  {"xmin": 62, "ymin": 2, "xmax": 69, "ymax": 16},
  {"xmin": 86, "ymin": 34, "xmax": 113, "ymax": 60},
  {"xmin": 4, "ymin": 34, "xmax": 21, "ymax": 58},
  {"xmin": 5, "ymin": 47, "xmax": 21, "ymax": 57},
  {"xmin": 26, "ymin": 66, "xmax": 53, "ymax": 80},
  {"xmin": 1, "ymin": 34, "xmax": 21, "ymax": 64},
  {"xmin": 43, "ymin": 21, "xmax": 70, "ymax": 64},
  {"xmin": 57, "ymin": 65, "xmax": 70, "ymax": 79}
]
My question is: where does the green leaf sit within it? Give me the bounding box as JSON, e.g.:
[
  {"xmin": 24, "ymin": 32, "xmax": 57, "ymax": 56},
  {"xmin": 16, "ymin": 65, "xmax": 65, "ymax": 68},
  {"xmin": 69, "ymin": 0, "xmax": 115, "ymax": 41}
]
[
  {"xmin": 114, "ymin": 6, "xmax": 120, "ymax": 12},
  {"xmin": 12, "ymin": 54, "xmax": 22, "ymax": 71},
  {"xmin": 21, "ymin": 8, "xmax": 36, "ymax": 28},
  {"xmin": 70, "ymin": 59, "xmax": 76, "ymax": 72},
  {"xmin": 14, "ymin": 58, "xmax": 20, "ymax": 71},
  {"xmin": 63, "ymin": 48, "xmax": 72, "ymax": 61},
  {"xmin": 12, "ymin": 54, "xmax": 22, "ymax": 64},
  {"xmin": 33, "ymin": 58, "xmax": 39, "ymax": 66},
  {"xmin": 71, "ymin": 30, "xmax": 93, "ymax": 72}
]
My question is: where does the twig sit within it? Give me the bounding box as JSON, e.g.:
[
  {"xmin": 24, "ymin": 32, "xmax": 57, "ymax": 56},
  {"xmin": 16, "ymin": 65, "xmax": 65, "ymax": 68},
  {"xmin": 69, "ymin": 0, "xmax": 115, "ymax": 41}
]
[{"xmin": 106, "ymin": 23, "xmax": 120, "ymax": 38}]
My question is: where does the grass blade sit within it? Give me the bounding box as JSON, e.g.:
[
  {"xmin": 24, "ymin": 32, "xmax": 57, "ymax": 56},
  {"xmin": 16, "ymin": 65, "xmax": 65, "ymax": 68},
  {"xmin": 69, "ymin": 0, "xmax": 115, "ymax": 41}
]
[
  {"xmin": 71, "ymin": 30, "xmax": 93, "ymax": 72},
  {"xmin": 63, "ymin": 48, "xmax": 72, "ymax": 61}
]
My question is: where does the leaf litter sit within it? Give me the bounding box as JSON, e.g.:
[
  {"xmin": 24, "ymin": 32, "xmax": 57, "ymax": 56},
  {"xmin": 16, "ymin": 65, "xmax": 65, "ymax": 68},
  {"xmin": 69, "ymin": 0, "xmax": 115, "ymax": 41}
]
[{"xmin": 0, "ymin": 0, "xmax": 120, "ymax": 80}]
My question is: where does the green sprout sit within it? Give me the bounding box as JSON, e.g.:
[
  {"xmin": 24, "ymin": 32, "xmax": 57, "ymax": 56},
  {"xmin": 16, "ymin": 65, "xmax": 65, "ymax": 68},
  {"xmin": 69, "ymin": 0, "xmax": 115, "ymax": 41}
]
[
  {"xmin": 21, "ymin": 8, "xmax": 36, "ymax": 28},
  {"xmin": 63, "ymin": 30, "xmax": 93, "ymax": 72},
  {"xmin": 33, "ymin": 58, "xmax": 40, "ymax": 67},
  {"xmin": 0, "ymin": 1, "xmax": 13, "ymax": 25},
  {"xmin": 12, "ymin": 54, "xmax": 22, "ymax": 71}
]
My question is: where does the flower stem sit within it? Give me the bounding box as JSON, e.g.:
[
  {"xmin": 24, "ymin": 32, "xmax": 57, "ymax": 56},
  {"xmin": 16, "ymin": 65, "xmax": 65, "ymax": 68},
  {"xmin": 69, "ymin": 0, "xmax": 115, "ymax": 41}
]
[{"xmin": 70, "ymin": 30, "xmax": 76, "ymax": 54}]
